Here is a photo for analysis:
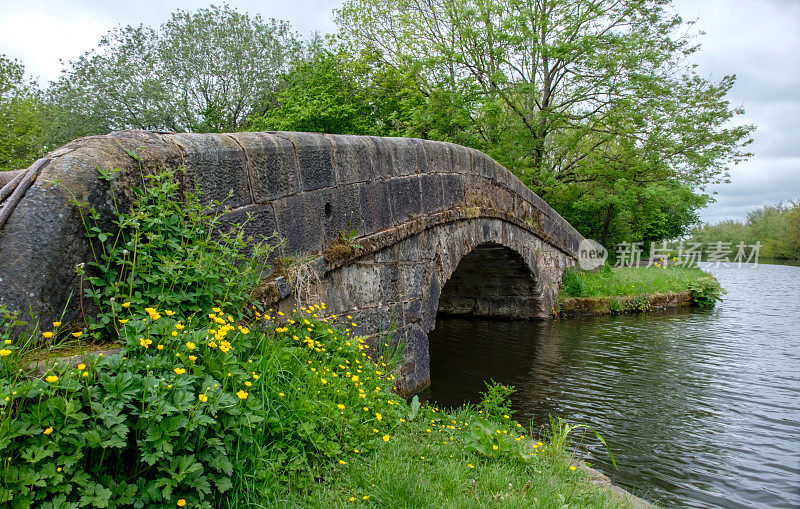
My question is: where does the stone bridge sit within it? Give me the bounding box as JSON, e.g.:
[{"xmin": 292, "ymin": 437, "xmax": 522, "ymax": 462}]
[{"xmin": 0, "ymin": 131, "xmax": 582, "ymax": 394}]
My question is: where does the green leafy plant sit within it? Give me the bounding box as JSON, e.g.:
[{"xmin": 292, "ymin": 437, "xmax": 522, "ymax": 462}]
[
  {"xmin": 547, "ymin": 415, "xmax": 617, "ymax": 470},
  {"xmin": 688, "ymin": 276, "xmax": 726, "ymax": 307},
  {"xmin": 478, "ymin": 381, "xmax": 515, "ymax": 421},
  {"xmin": 76, "ymin": 168, "xmax": 275, "ymax": 338},
  {"xmin": 625, "ymin": 295, "xmax": 653, "ymax": 313},
  {"xmin": 560, "ymin": 268, "xmax": 586, "ymax": 298}
]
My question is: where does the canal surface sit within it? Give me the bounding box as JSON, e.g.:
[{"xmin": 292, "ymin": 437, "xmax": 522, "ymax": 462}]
[{"xmin": 425, "ymin": 263, "xmax": 800, "ymax": 508}]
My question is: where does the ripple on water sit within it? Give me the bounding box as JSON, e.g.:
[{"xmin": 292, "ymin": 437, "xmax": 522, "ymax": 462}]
[{"xmin": 426, "ymin": 263, "xmax": 800, "ymax": 508}]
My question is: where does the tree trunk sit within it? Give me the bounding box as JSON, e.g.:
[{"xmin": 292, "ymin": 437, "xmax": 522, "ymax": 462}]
[{"xmin": 600, "ymin": 203, "xmax": 614, "ymax": 247}]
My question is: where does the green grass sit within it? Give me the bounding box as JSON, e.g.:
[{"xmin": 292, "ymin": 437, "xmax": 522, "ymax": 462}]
[
  {"xmin": 561, "ymin": 264, "xmax": 712, "ymax": 299},
  {"xmin": 223, "ymin": 404, "xmax": 628, "ymax": 508}
]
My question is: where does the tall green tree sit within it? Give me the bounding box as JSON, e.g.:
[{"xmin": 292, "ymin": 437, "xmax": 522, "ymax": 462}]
[
  {"xmin": 247, "ymin": 49, "xmax": 422, "ymax": 136},
  {"xmin": 334, "ymin": 0, "xmax": 754, "ymax": 245},
  {"xmin": 0, "ymin": 55, "xmax": 45, "ymax": 171},
  {"xmin": 46, "ymin": 4, "xmax": 302, "ymax": 146}
]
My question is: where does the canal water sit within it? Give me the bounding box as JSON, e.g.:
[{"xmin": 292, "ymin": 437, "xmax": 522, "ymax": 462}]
[{"xmin": 425, "ymin": 263, "xmax": 800, "ymax": 508}]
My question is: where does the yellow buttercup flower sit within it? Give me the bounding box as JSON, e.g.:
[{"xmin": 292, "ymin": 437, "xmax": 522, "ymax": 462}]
[
  {"xmin": 43, "ymin": 427, "xmax": 54, "ymax": 435},
  {"xmin": 175, "ymin": 323, "xmax": 185, "ymax": 330},
  {"xmin": 375, "ymin": 413, "xmax": 382, "ymax": 421},
  {"xmin": 46, "ymin": 375, "xmax": 58, "ymax": 383},
  {"xmin": 119, "ymin": 319, "xmax": 129, "ymax": 324},
  {"xmin": 71, "ymin": 331, "xmax": 83, "ymax": 338},
  {"xmin": 53, "ymin": 321, "xmax": 61, "ymax": 327},
  {"xmin": 236, "ymin": 390, "xmax": 248, "ymax": 400},
  {"xmin": 121, "ymin": 301, "xmax": 131, "ymax": 308},
  {"xmin": 245, "ymin": 381, "xmax": 252, "ymax": 387},
  {"xmin": 177, "ymin": 500, "xmax": 186, "ymax": 507},
  {"xmin": 157, "ymin": 344, "xmax": 164, "ymax": 350},
  {"xmin": 174, "ymin": 368, "xmax": 186, "ymax": 375},
  {"xmin": 0, "ymin": 349, "xmax": 11, "ymax": 357},
  {"xmin": 382, "ymin": 435, "xmax": 390, "ymax": 442},
  {"xmin": 198, "ymin": 394, "xmax": 208, "ymax": 403},
  {"xmin": 42, "ymin": 332, "xmax": 53, "ymax": 339},
  {"xmin": 165, "ymin": 310, "xmax": 175, "ymax": 316},
  {"xmin": 189, "ymin": 355, "xmax": 197, "ymax": 362},
  {"xmin": 337, "ymin": 404, "xmax": 345, "ymax": 410},
  {"xmin": 186, "ymin": 342, "xmax": 196, "ymax": 350},
  {"xmin": 77, "ymin": 363, "xmax": 86, "ymax": 370},
  {"xmin": 570, "ymin": 465, "xmax": 577, "ymax": 471}
]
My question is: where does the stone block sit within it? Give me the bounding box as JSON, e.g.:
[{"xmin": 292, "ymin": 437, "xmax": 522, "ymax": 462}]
[
  {"xmin": 273, "ymin": 192, "xmax": 324, "ymax": 255},
  {"xmin": 233, "ymin": 132, "xmax": 300, "ymax": 202},
  {"xmin": 369, "ymin": 137, "xmax": 396, "ymax": 179},
  {"xmin": 274, "ymin": 132, "xmax": 335, "ymax": 192},
  {"xmin": 422, "ymin": 141, "xmax": 453, "ymax": 173},
  {"xmin": 320, "ymin": 184, "xmax": 363, "ymax": 242},
  {"xmin": 440, "ymin": 174, "xmax": 465, "ymax": 207},
  {"xmin": 359, "ymin": 180, "xmax": 393, "ymax": 233},
  {"xmin": 326, "ymin": 134, "xmax": 378, "ymax": 185},
  {"xmin": 389, "ymin": 176, "xmax": 422, "ymax": 222},
  {"xmin": 171, "ymin": 133, "xmax": 252, "ymax": 208},
  {"xmin": 420, "ymin": 174, "xmax": 444, "ymax": 214}
]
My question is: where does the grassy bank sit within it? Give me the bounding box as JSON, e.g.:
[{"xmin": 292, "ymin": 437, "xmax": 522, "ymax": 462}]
[
  {"xmin": 560, "ymin": 264, "xmax": 724, "ymax": 311},
  {"xmin": 1, "ymin": 305, "xmax": 630, "ymax": 508}
]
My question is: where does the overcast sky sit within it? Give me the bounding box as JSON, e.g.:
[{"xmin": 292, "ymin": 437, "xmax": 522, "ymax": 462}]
[{"xmin": 0, "ymin": 0, "xmax": 797, "ymax": 224}]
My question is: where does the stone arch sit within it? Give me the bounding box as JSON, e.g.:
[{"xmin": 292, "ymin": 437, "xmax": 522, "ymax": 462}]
[{"xmin": 436, "ymin": 241, "xmax": 539, "ymax": 320}]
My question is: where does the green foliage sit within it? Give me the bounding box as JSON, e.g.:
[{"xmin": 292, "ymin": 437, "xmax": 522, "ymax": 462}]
[
  {"xmin": 688, "ymin": 277, "xmax": 726, "ymax": 307},
  {"xmin": 46, "ymin": 4, "xmax": 302, "ymax": 145},
  {"xmin": 0, "ymin": 302, "xmax": 406, "ymax": 507},
  {"xmin": 74, "ymin": 168, "xmax": 274, "ymax": 339},
  {"xmin": 335, "ymin": 0, "xmax": 754, "ymax": 246},
  {"xmin": 0, "ymin": 54, "xmax": 46, "ymax": 171},
  {"xmin": 561, "ymin": 269, "xmax": 586, "ymax": 298},
  {"xmin": 0, "ymin": 308, "xmax": 255, "ymax": 507},
  {"xmin": 689, "ymin": 200, "xmax": 800, "ymax": 261},
  {"xmin": 249, "ymin": 51, "xmax": 382, "ymax": 135},
  {"xmin": 478, "ymin": 380, "xmax": 515, "ymax": 421},
  {"xmin": 547, "ymin": 415, "xmax": 617, "ymax": 470}
]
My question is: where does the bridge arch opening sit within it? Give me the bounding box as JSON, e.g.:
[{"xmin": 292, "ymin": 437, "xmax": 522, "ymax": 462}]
[
  {"xmin": 425, "ymin": 241, "xmax": 539, "ymax": 401},
  {"xmin": 436, "ymin": 242, "xmax": 538, "ymax": 320}
]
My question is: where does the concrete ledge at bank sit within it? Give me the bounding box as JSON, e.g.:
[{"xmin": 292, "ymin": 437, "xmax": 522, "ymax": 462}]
[{"xmin": 558, "ymin": 291, "xmax": 692, "ymax": 317}]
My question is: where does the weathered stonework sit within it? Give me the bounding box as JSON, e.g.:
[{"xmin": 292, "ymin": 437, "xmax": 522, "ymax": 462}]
[{"xmin": 0, "ymin": 130, "xmax": 583, "ymax": 395}]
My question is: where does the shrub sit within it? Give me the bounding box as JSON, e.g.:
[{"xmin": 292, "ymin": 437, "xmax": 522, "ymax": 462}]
[
  {"xmin": 560, "ymin": 268, "xmax": 585, "ymax": 297},
  {"xmin": 0, "ymin": 304, "xmax": 405, "ymax": 507},
  {"xmin": 688, "ymin": 277, "xmax": 726, "ymax": 307},
  {"xmin": 73, "ymin": 168, "xmax": 275, "ymax": 339}
]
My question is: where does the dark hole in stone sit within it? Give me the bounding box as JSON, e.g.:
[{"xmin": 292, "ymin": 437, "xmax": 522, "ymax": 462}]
[{"xmin": 324, "ymin": 202, "xmax": 332, "ymax": 219}]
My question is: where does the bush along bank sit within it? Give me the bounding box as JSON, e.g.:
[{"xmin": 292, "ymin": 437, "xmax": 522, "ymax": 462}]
[{"xmin": 557, "ymin": 264, "xmax": 725, "ymax": 317}]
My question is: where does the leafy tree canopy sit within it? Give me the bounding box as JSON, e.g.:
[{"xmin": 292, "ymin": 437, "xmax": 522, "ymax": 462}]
[
  {"xmin": 0, "ymin": 54, "xmax": 45, "ymax": 171},
  {"xmin": 46, "ymin": 4, "xmax": 303, "ymax": 147},
  {"xmin": 333, "ymin": 0, "xmax": 755, "ymax": 246}
]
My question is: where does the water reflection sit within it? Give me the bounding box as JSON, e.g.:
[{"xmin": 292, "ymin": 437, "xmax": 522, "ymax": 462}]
[{"xmin": 426, "ymin": 263, "xmax": 800, "ymax": 508}]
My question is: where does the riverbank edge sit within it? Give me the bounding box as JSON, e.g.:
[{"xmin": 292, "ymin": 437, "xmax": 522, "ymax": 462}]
[
  {"xmin": 557, "ymin": 291, "xmax": 692, "ymax": 317},
  {"xmin": 575, "ymin": 461, "xmax": 653, "ymax": 508}
]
